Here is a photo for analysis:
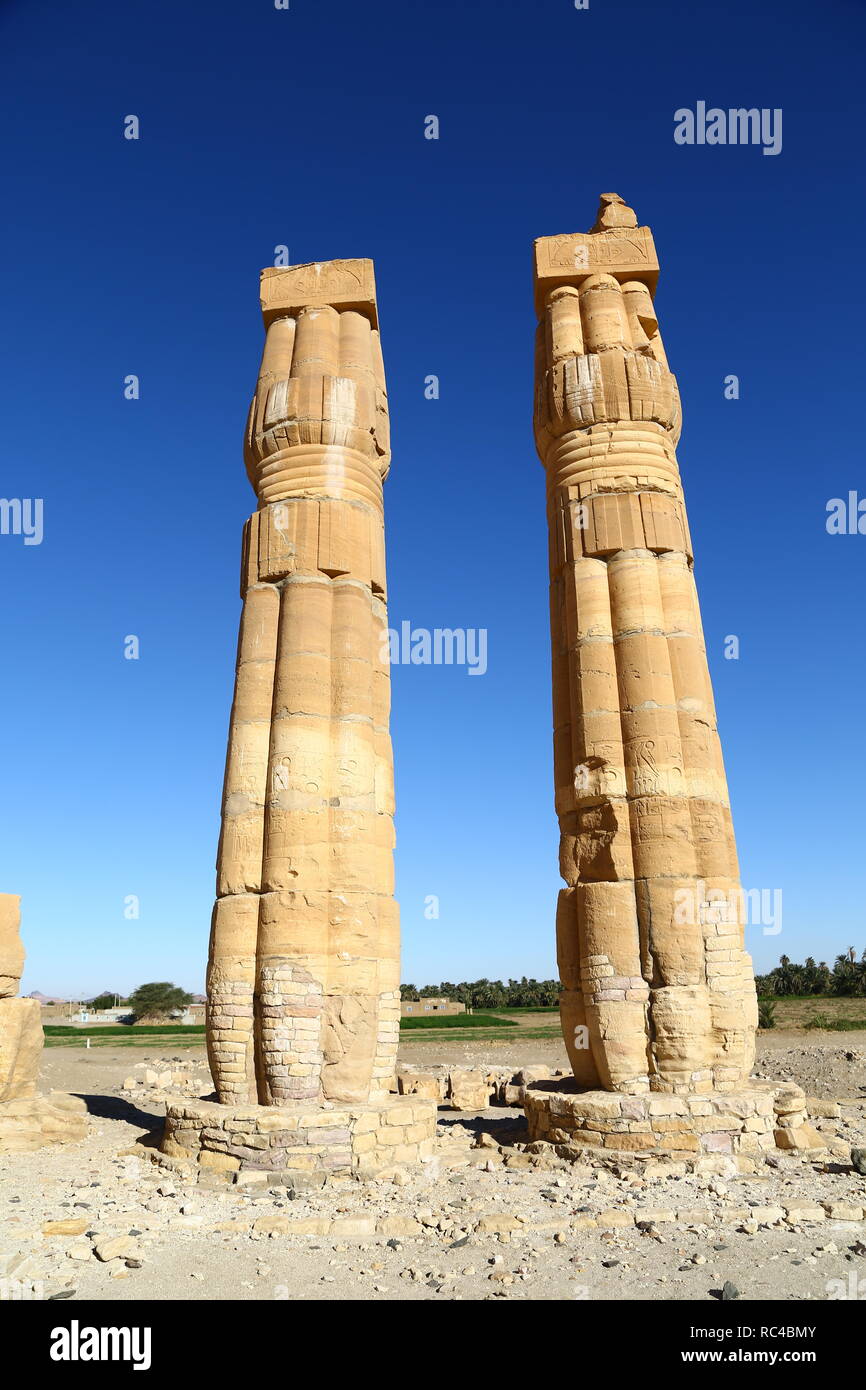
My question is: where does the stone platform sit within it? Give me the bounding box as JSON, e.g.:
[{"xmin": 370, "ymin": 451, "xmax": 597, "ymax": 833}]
[
  {"xmin": 160, "ymin": 1094, "xmax": 438, "ymax": 1182},
  {"xmin": 523, "ymin": 1080, "xmax": 823, "ymax": 1161},
  {"xmin": 0, "ymin": 1092, "xmax": 88, "ymax": 1154}
]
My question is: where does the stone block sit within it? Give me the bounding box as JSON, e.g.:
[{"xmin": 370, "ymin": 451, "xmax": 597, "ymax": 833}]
[
  {"xmin": 199, "ymin": 1150, "xmax": 241, "ymax": 1173},
  {"xmin": 0, "ymin": 997, "xmax": 43, "ymax": 1102},
  {"xmin": 0, "ymin": 1091, "xmax": 87, "ymax": 1153},
  {"xmin": 160, "ymin": 1095, "xmax": 436, "ymax": 1183},
  {"xmin": 260, "ymin": 260, "xmax": 378, "ymax": 327},
  {"xmin": 595, "ymin": 1208, "xmax": 634, "ymax": 1228},
  {"xmin": 447, "ymin": 1070, "xmax": 491, "ymax": 1111},
  {"xmin": 0, "ymin": 894, "xmax": 24, "ymax": 996},
  {"xmin": 397, "ymin": 1070, "xmax": 442, "ymax": 1101},
  {"xmin": 774, "ymin": 1125, "xmax": 824, "ymax": 1151}
]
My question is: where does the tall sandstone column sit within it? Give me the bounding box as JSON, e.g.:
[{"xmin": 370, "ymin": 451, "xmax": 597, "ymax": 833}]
[
  {"xmin": 534, "ymin": 195, "xmax": 758, "ymax": 1096},
  {"xmin": 207, "ymin": 259, "xmax": 400, "ymax": 1108}
]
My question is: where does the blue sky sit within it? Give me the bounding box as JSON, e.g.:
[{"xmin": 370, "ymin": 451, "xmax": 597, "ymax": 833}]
[{"xmin": 1, "ymin": 0, "xmax": 864, "ymax": 997}]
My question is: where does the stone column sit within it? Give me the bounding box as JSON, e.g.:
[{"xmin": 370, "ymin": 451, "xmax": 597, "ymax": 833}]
[
  {"xmin": 0, "ymin": 895, "xmax": 87, "ymax": 1151},
  {"xmin": 207, "ymin": 260, "xmax": 400, "ymax": 1107},
  {"xmin": 533, "ymin": 195, "xmax": 758, "ymax": 1095}
]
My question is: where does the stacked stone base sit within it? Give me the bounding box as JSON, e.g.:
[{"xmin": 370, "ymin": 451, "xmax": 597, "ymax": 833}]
[
  {"xmin": 161, "ymin": 1094, "xmax": 437, "ymax": 1182},
  {"xmin": 0, "ymin": 1092, "xmax": 88, "ymax": 1153},
  {"xmin": 524, "ymin": 1080, "xmax": 823, "ymax": 1160}
]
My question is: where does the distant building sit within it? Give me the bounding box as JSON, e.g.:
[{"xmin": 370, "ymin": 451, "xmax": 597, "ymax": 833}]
[
  {"xmin": 39, "ymin": 1001, "xmax": 81, "ymax": 1022},
  {"xmin": 71, "ymin": 1006, "xmax": 131, "ymax": 1024},
  {"xmin": 401, "ymin": 997, "xmax": 465, "ymax": 1017},
  {"xmin": 171, "ymin": 1003, "xmax": 206, "ymax": 1024}
]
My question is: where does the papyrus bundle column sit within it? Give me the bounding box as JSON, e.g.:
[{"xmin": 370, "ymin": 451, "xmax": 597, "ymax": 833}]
[
  {"xmin": 534, "ymin": 195, "xmax": 758, "ymax": 1095},
  {"xmin": 207, "ymin": 260, "xmax": 400, "ymax": 1106}
]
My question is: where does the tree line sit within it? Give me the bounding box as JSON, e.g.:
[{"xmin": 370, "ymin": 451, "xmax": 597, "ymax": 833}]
[
  {"xmin": 400, "ymin": 978, "xmax": 560, "ymax": 1009},
  {"xmin": 89, "ymin": 983, "xmax": 193, "ymax": 1021},
  {"xmin": 93, "ymin": 952, "xmax": 866, "ymax": 1022},
  {"xmin": 402, "ymin": 951, "xmax": 866, "ymax": 1007},
  {"xmin": 755, "ymin": 949, "xmax": 866, "ymax": 998}
]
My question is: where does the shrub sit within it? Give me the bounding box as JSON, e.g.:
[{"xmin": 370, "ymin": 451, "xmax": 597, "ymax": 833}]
[
  {"xmin": 127, "ymin": 982, "xmax": 193, "ymax": 1022},
  {"xmin": 757, "ymin": 999, "xmax": 777, "ymax": 1029}
]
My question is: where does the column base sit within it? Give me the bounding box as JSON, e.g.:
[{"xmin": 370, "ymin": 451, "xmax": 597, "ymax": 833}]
[
  {"xmin": 523, "ymin": 1080, "xmax": 824, "ymax": 1160},
  {"xmin": 160, "ymin": 1094, "xmax": 437, "ymax": 1183},
  {"xmin": 0, "ymin": 1092, "xmax": 88, "ymax": 1153}
]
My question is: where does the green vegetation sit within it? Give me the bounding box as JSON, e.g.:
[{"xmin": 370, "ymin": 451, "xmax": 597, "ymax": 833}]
[
  {"xmin": 804, "ymin": 1013, "xmax": 866, "ymax": 1032},
  {"xmin": 495, "ymin": 1005, "xmax": 558, "ymax": 1015},
  {"xmin": 127, "ymin": 982, "xmax": 194, "ymax": 1021},
  {"xmin": 757, "ymin": 999, "xmax": 777, "ymax": 1029},
  {"xmin": 755, "ymin": 950, "xmax": 866, "ymax": 998},
  {"xmin": 399, "ymin": 1013, "xmax": 516, "ymax": 1030},
  {"xmin": 400, "ymin": 978, "xmax": 560, "ymax": 1009},
  {"xmin": 44, "ymin": 1024, "xmax": 204, "ymax": 1037},
  {"xmin": 401, "ymin": 1025, "xmax": 560, "ymax": 1042},
  {"xmin": 44, "ymin": 1025, "xmax": 205, "ymax": 1049},
  {"xmin": 746, "ymin": 995, "xmax": 866, "ymax": 1031},
  {"xmin": 89, "ymin": 992, "xmax": 124, "ymax": 1011}
]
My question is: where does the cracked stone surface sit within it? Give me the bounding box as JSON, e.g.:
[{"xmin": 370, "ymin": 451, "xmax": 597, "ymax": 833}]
[
  {"xmin": 533, "ymin": 194, "xmax": 758, "ymax": 1095},
  {"xmin": 206, "ymin": 260, "xmax": 400, "ymax": 1110}
]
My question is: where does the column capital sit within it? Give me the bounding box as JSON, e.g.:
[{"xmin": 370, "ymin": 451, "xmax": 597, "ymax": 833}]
[
  {"xmin": 534, "ymin": 193, "xmax": 659, "ymax": 317},
  {"xmin": 260, "ymin": 259, "xmax": 379, "ymax": 328}
]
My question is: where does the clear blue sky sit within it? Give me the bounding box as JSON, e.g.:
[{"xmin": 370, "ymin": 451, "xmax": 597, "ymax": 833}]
[{"xmin": 1, "ymin": 0, "xmax": 864, "ymax": 997}]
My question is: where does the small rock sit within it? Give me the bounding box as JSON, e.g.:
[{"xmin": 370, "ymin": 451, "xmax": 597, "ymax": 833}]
[
  {"xmin": 42, "ymin": 1219, "xmax": 89, "ymax": 1237},
  {"xmin": 94, "ymin": 1236, "xmax": 137, "ymax": 1263}
]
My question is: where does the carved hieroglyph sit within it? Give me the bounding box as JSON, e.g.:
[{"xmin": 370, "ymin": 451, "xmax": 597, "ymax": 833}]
[
  {"xmin": 207, "ymin": 260, "xmax": 399, "ymax": 1107},
  {"xmin": 533, "ymin": 195, "xmax": 758, "ymax": 1095}
]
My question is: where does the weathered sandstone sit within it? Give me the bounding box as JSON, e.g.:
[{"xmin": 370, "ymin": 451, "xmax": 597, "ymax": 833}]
[
  {"xmin": 0, "ymin": 894, "xmax": 88, "ymax": 1150},
  {"xmin": 206, "ymin": 259, "xmax": 400, "ymax": 1109},
  {"xmin": 533, "ymin": 195, "xmax": 758, "ymax": 1095}
]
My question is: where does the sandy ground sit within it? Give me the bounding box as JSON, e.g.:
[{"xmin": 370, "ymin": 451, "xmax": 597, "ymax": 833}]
[{"xmin": 1, "ymin": 1035, "xmax": 864, "ymax": 1304}]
